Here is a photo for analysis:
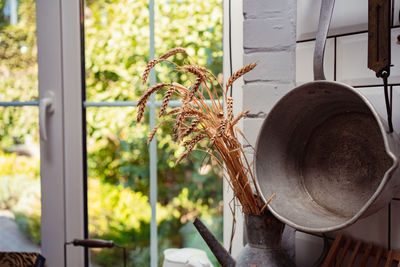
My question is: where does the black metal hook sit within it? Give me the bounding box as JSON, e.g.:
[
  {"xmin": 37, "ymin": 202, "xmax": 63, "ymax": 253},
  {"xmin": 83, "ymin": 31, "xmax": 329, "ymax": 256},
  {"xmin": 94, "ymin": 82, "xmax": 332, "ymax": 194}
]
[{"xmin": 377, "ymin": 69, "xmax": 393, "ymax": 133}]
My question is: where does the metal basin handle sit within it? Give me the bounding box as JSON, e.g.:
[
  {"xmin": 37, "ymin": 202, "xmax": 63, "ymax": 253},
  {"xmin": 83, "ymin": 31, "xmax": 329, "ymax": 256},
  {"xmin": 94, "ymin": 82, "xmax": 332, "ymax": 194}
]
[{"xmin": 313, "ymin": 0, "xmax": 335, "ymax": 81}]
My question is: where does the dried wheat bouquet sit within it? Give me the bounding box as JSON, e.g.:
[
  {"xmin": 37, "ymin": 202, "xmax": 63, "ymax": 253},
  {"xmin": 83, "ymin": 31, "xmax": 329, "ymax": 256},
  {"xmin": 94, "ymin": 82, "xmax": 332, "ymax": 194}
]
[{"xmin": 137, "ymin": 47, "xmax": 274, "ymax": 215}]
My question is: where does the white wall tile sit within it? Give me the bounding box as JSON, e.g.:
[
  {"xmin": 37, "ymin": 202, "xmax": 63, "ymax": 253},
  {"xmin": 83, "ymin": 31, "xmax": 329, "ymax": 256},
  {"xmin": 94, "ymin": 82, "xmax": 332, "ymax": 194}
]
[
  {"xmin": 243, "ymin": 0, "xmax": 288, "ymax": 19},
  {"xmin": 243, "ymin": 51, "xmax": 295, "ymax": 83},
  {"xmin": 243, "ymin": 118, "xmax": 265, "ymax": 148},
  {"xmin": 297, "ymin": 0, "xmax": 368, "ymax": 41},
  {"xmin": 336, "ymin": 33, "xmax": 375, "ymax": 86},
  {"xmin": 244, "ymin": 18, "xmax": 295, "ymax": 49},
  {"xmin": 296, "ymin": 38, "xmax": 335, "ymax": 85},
  {"xmin": 337, "ymin": 29, "xmax": 400, "ymax": 86},
  {"xmin": 327, "ymin": 206, "xmax": 389, "ymax": 248},
  {"xmin": 390, "ymin": 28, "xmax": 400, "ymax": 83},
  {"xmin": 242, "ymin": 83, "xmax": 293, "ymax": 115},
  {"xmin": 391, "ymin": 200, "xmax": 400, "ymax": 250},
  {"xmin": 297, "ymin": 0, "xmax": 400, "ymax": 40},
  {"xmin": 295, "ymin": 0, "xmax": 400, "ymax": 262},
  {"xmin": 392, "ymin": 86, "xmax": 400, "ymax": 199},
  {"xmin": 357, "ymin": 86, "xmax": 400, "ymax": 134},
  {"xmin": 295, "ymin": 231, "xmax": 324, "ymax": 267}
]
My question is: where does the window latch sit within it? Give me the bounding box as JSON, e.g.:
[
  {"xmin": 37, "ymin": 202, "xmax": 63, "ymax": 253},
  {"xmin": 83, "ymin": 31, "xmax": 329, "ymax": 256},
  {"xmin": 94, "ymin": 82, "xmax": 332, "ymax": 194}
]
[{"xmin": 39, "ymin": 91, "xmax": 55, "ymax": 141}]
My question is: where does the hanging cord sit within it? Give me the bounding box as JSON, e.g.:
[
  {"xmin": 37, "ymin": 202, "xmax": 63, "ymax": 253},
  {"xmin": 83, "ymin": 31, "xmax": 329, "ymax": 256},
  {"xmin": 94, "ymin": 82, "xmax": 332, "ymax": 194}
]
[
  {"xmin": 228, "ymin": 0, "xmax": 233, "ymax": 98},
  {"xmin": 228, "ymin": 0, "xmax": 236, "ymax": 255},
  {"xmin": 380, "ymin": 70, "xmax": 394, "ymax": 133}
]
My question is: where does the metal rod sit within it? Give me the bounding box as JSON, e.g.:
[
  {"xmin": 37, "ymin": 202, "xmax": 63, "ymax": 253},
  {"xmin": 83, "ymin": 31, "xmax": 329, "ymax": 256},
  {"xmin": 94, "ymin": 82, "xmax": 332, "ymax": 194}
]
[
  {"xmin": 149, "ymin": 0, "xmax": 157, "ymax": 266},
  {"xmin": 297, "ymin": 24, "xmax": 400, "ymax": 43},
  {"xmin": 0, "ymin": 101, "xmax": 39, "ymax": 107},
  {"xmin": 83, "ymin": 100, "xmax": 216, "ymax": 108}
]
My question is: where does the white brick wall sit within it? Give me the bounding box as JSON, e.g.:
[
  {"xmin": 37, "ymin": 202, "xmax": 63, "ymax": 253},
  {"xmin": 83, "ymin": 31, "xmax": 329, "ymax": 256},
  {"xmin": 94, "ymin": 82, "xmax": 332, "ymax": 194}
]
[
  {"xmin": 242, "ymin": 0, "xmax": 297, "ymax": 261},
  {"xmin": 222, "ymin": 0, "xmax": 297, "ymax": 258},
  {"xmin": 294, "ymin": 1, "xmax": 400, "ymax": 267},
  {"xmin": 242, "ymin": 0, "xmax": 296, "ymax": 153},
  {"xmin": 226, "ymin": 0, "xmax": 400, "ymax": 266}
]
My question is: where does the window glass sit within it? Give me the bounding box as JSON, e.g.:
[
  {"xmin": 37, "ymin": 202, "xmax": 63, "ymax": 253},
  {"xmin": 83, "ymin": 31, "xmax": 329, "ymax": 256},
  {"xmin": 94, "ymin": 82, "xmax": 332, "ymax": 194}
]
[
  {"xmin": 0, "ymin": 0, "xmax": 41, "ymax": 253},
  {"xmin": 84, "ymin": 0, "xmax": 222, "ymax": 265}
]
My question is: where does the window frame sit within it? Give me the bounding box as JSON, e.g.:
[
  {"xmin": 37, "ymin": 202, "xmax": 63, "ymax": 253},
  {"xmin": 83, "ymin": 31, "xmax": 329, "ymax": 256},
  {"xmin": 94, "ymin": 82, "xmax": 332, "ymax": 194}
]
[
  {"xmin": 36, "ymin": 0, "xmax": 85, "ymax": 265},
  {"xmin": 36, "ymin": 0, "xmax": 230, "ymax": 265}
]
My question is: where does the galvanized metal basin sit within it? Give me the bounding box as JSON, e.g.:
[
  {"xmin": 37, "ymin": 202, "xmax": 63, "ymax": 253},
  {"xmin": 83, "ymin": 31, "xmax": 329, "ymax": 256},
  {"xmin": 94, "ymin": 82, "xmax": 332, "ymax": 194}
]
[
  {"xmin": 254, "ymin": 81, "xmax": 400, "ymax": 232},
  {"xmin": 254, "ymin": 0, "xmax": 400, "ymax": 233}
]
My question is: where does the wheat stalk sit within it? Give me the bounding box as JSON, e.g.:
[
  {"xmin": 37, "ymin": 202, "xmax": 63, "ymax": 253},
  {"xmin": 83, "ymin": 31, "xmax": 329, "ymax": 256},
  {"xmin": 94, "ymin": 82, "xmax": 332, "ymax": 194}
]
[
  {"xmin": 147, "ymin": 124, "xmax": 159, "ymax": 144},
  {"xmin": 179, "ymin": 119, "xmax": 200, "ymax": 140},
  {"xmin": 142, "ymin": 47, "xmax": 187, "ymax": 85},
  {"xmin": 160, "ymin": 47, "xmax": 187, "ymax": 59},
  {"xmin": 225, "ymin": 63, "xmax": 257, "ymax": 95},
  {"xmin": 227, "ymin": 97, "xmax": 234, "ymax": 121},
  {"xmin": 137, "ymin": 48, "xmax": 271, "ymax": 215},
  {"xmin": 159, "ymin": 87, "xmax": 175, "ymax": 118},
  {"xmin": 137, "ymin": 82, "xmax": 170, "ymax": 123}
]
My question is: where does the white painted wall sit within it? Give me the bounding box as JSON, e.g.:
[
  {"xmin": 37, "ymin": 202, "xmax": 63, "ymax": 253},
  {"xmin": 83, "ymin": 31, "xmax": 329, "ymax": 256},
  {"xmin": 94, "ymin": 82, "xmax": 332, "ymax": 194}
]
[
  {"xmin": 225, "ymin": 0, "xmax": 400, "ymax": 265},
  {"xmin": 296, "ymin": 1, "xmax": 400, "ymax": 266},
  {"xmin": 223, "ymin": 0, "xmax": 245, "ymax": 258},
  {"xmin": 223, "ymin": 0, "xmax": 297, "ymax": 259}
]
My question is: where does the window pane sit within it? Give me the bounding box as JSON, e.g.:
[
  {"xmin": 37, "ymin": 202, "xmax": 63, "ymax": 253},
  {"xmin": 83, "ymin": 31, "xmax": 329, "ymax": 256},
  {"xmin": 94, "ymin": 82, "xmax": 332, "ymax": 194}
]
[
  {"xmin": 0, "ymin": 0, "xmax": 41, "ymax": 253},
  {"xmin": 155, "ymin": 0, "xmax": 223, "ymax": 81},
  {"xmin": 154, "ymin": 1, "xmax": 223, "ymax": 264},
  {"xmin": 0, "ymin": 106, "xmax": 40, "ymax": 251},
  {"xmin": 155, "ymin": 110, "xmax": 223, "ymax": 266},
  {"xmin": 87, "ymin": 107, "xmax": 151, "ymax": 266},
  {"xmin": 84, "ymin": 0, "xmax": 150, "ymax": 102},
  {"xmin": 0, "ymin": 0, "xmax": 38, "ymax": 102},
  {"xmin": 84, "ymin": 0, "xmax": 223, "ymax": 265}
]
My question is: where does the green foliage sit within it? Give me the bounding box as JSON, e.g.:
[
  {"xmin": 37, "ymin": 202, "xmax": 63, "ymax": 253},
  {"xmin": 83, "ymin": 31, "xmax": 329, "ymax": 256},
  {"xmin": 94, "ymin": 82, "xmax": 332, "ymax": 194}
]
[
  {"xmin": 88, "ymin": 179, "xmax": 222, "ymax": 266},
  {"xmin": 0, "ymin": 153, "xmax": 41, "ymax": 245},
  {"xmin": 0, "ymin": 151, "xmax": 39, "ymax": 177},
  {"xmin": 84, "ymin": 0, "xmax": 223, "ymax": 215},
  {"xmin": 1, "ymin": 0, "xmax": 223, "ymax": 265},
  {"xmin": 0, "ymin": 0, "xmax": 38, "ymax": 147},
  {"xmin": 0, "ymin": 149, "xmax": 41, "ymax": 244},
  {"xmin": 14, "ymin": 211, "xmax": 41, "ymax": 245}
]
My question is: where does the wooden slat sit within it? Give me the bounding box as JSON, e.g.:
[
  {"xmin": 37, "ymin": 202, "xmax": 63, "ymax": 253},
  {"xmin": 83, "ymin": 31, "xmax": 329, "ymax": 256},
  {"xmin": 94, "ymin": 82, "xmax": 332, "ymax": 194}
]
[
  {"xmin": 322, "ymin": 234, "xmax": 400, "ymax": 267},
  {"xmin": 347, "ymin": 240, "xmax": 362, "ymax": 267},
  {"xmin": 323, "ymin": 234, "xmax": 344, "ymax": 267},
  {"xmin": 372, "ymin": 247, "xmax": 384, "ymax": 267},
  {"xmin": 385, "ymin": 250, "xmax": 394, "ymax": 267},
  {"xmin": 360, "ymin": 243, "xmax": 373, "ymax": 267},
  {"xmin": 335, "ymin": 238, "xmax": 352, "ymax": 267}
]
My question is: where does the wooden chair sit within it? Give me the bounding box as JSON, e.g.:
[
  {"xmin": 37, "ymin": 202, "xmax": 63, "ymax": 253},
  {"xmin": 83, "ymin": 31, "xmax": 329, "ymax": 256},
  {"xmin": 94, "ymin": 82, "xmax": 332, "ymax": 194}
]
[{"xmin": 322, "ymin": 234, "xmax": 400, "ymax": 267}]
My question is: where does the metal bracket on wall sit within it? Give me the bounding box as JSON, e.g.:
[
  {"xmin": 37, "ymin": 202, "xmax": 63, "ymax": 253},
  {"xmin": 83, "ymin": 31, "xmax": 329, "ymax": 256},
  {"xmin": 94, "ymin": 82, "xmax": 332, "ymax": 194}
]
[{"xmin": 368, "ymin": 0, "xmax": 393, "ymax": 132}]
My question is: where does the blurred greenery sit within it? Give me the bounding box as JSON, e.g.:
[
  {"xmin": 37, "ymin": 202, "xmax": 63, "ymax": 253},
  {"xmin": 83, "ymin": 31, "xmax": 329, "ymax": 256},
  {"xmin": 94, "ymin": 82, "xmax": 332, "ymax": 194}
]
[{"xmin": 0, "ymin": 0, "xmax": 223, "ymax": 266}]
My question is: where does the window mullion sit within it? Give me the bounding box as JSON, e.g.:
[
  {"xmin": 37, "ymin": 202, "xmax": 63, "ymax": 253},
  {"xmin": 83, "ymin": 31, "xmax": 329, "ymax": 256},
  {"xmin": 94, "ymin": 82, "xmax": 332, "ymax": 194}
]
[
  {"xmin": 60, "ymin": 0, "xmax": 86, "ymax": 266},
  {"xmin": 36, "ymin": 0, "xmax": 66, "ymax": 265},
  {"xmin": 149, "ymin": 0, "xmax": 158, "ymax": 266}
]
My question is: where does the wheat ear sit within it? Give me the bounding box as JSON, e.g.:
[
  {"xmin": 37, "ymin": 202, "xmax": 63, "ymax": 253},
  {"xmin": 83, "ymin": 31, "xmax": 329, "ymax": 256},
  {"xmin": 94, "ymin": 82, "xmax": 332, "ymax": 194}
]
[
  {"xmin": 159, "ymin": 87, "xmax": 175, "ymax": 118},
  {"xmin": 225, "ymin": 63, "xmax": 257, "ymax": 94},
  {"xmin": 227, "ymin": 97, "xmax": 234, "ymax": 121},
  {"xmin": 159, "ymin": 47, "xmax": 187, "ymax": 59},
  {"xmin": 142, "ymin": 47, "xmax": 187, "ymax": 85},
  {"xmin": 179, "ymin": 119, "xmax": 200, "ymax": 140},
  {"xmin": 137, "ymin": 82, "xmax": 170, "ymax": 123}
]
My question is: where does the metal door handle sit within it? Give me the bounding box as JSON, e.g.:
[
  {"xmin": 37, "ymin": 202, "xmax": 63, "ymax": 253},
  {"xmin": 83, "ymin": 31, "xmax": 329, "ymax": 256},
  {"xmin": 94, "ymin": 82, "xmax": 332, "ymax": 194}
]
[{"xmin": 39, "ymin": 91, "xmax": 55, "ymax": 141}]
